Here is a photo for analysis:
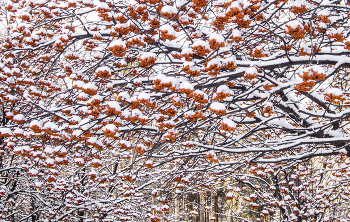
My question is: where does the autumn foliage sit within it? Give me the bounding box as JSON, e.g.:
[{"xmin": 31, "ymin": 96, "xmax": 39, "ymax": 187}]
[{"xmin": 1, "ymin": 0, "xmax": 350, "ymax": 221}]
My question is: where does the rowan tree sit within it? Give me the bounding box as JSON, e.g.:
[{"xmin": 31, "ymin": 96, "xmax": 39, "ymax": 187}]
[{"xmin": 1, "ymin": 0, "xmax": 350, "ymax": 221}]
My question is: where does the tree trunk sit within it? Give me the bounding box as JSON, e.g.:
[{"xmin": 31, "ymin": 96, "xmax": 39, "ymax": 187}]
[
  {"xmin": 199, "ymin": 193, "xmax": 205, "ymax": 222},
  {"xmin": 211, "ymin": 192, "xmax": 218, "ymax": 221},
  {"xmin": 175, "ymin": 192, "xmax": 180, "ymax": 221},
  {"xmin": 183, "ymin": 193, "xmax": 188, "ymax": 221}
]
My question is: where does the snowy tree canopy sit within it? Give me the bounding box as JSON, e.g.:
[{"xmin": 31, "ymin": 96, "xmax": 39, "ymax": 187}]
[{"xmin": 1, "ymin": 0, "xmax": 350, "ymax": 221}]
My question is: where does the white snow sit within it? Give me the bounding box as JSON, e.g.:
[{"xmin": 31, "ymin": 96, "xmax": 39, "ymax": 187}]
[
  {"xmin": 13, "ymin": 128, "xmax": 24, "ymax": 135},
  {"xmin": 96, "ymin": 66, "xmax": 111, "ymax": 73},
  {"xmin": 65, "ymin": 51, "xmax": 79, "ymax": 58},
  {"xmin": 96, "ymin": 2, "xmax": 109, "ymax": 9},
  {"xmin": 45, "ymin": 158, "xmax": 55, "ymax": 167},
  {"xmin": 103, "ymin": 124, "xmax": 117, "ymax": 131},
  {"xmin": 75, "ymin": 158, "xmax": 84, "ymax": 164},
  {"xmin": 118, "ymin": 92, "xmax": 130, "ymax": 101},
  {"xmin": 110, "ymin": 39, "xmax": 126, "ymax": 47},
  {"xmin": 229, "ymin": 1, "xmax": 242, "ymax": 10},
  {"xmin": 55, "ymin": 146, "xmax": 67, "ymax": 153},
  {"xmin": 181, "ymin": 48, "xmax": 193, "ymax": 54},
  {"xmin": 210, "ymin": 102, "xmax": 226, "ymax": 111},
  {"xmin": 29, "ymin": 168, "xmax": 38, "ymax": 175},
  {"xmin": 207, "ymin": 58, "xmax": 223, "ymax": 67},
  {"xmin": 139, "ymin": 52, "xmax": 157, "ymax": 59},
  {"xmin": 209, "ymin": 33, "xmax": 225, "ymax": 43},
  {"xmin": 30, "ymin": 120, "xmax": 42, "ymax": 128},
  {"xmin": 43, "ymin": 122, "xmax": 58, "ymax": 131},
  {"xmin": 327, "ymin": 88, "xmax": 342, "ymax": 96},
  {"xmin": 159, "ymin": 25, "xmax": 175, "ymax": 36},
  {"xmin": 291, "ymin": 0, "xmax": 306, "ymax": 7},
  {"xmin": 179, "ymin": 82, "xmax": 194, "ymax": 90},
  {"xmin": 91, "ymin": 158, "xmax": 102, "ymax": 164},
  {"xmin": 13, "ymin": 114, "xmax": 26, "ymax": 122},
  {"xmin": 245, "ymin": 67, "xmax": 258, "ymax": 74},
  {"xmin": 82, "ymin": 83, "xmax": 97, "ymax": 90},
  {"xmin": 132, "ymin": 109, "xmax": 143, "ymax": 118},
  {"xmin": 44, "ymin": 146, "xmax": 54, "ymax": 155},
  {"xmin": 192, "ymin": 40, "xmax": 210, "ymax": 50},
  {"xmin": 107, "ymin": 101, "xmax": 121, "ymax": 111},
  {"xmin": 0, "ymin": 128, "xmax": 12, "ymax": 135},
  {"xmin": 286, "ymin": 20, "xmax": 302, "ymax": 29},
  {"xmin": 138, "ymin": 92, "xmax": 150, "ymax": 100},
  {"xmin": 222, "ymin": 118, "xmax": 236, "ymax": 128},
  {"xmin": 217, "ymin": 85, "xmax": 230, "ymax": 94},
  {"xmin": 317, "ymin": 9, "xmax": 329, "ymax": 16},
  {"xmin": 119, "ymin": 140, "xmax": 132, "ymax": 147},
  {"xmin": 161, "ymin": 5, "xmax": 177, "ymax": 14}
]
